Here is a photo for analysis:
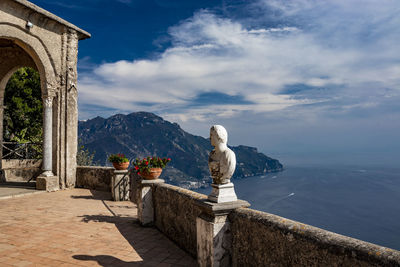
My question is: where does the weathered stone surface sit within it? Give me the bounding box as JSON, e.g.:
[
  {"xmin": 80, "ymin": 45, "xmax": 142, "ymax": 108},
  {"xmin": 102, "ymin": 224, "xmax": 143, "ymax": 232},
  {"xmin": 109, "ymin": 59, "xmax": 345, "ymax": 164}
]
[
  {"xmin": 195, "ymin": 198, "xmax": 250, "ymax": 267},
  {"xmin": 36, "ymin": 175, "xmax": 58, "ymax": 192},
  {"xmin": 132, "ymin": 180, "xmax": 400, "ymax": 265},
  {"xmin": 111, "ymin": 170, "xmax": 129, "ymax": 201},
  {"xmin": 129, "ymin": 172, "xmax": 142, "ymax": 204},
  {"xmin": 208, "ymin": 182, "xmax": 238, "ymax": 203},
  {"xmin": 76, "ymin": 166, "xmax": 114, "ymax": 191},
  {"xmin": 0, "ymin": 159, "xmax": 41, "ymax": 182},
  {"xmin": 230, "ymin": 208, "xmax": 400, "ymax": 266},
  {"xmin": 137, "ymin": 179, "xmax": 165, "ymax": 226},
  {"xmin": 0, "ymin": 0, "xmax": 90, "ymax": 190},
  {"xmin": 197, "ymin": 213, "xmax": 232, "ymax": 267},
  {"xmin": 195, "ymin": 198, "xmax": 250, "ymax": 216},
  {"xmin": 152, "ymin": 183, "xmax": 207, "ymax": 257},
  {"xmin": 136, "ymin": 179, "xmax": 165, "ymax": 226}
]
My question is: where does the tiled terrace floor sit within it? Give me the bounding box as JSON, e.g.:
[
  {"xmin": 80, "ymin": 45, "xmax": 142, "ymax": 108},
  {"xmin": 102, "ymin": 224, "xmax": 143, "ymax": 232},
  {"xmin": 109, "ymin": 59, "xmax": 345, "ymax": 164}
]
[{"xmin": 0, "ymin": 188, "xmax": 196, "ymax": 266}]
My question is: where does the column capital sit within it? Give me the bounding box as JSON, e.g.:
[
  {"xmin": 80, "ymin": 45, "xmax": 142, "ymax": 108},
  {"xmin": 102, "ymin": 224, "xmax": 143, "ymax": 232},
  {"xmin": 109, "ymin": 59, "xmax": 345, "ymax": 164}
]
[{"xmin": 42, "ymin": 95, "xmax": 54, "ymax": 108}]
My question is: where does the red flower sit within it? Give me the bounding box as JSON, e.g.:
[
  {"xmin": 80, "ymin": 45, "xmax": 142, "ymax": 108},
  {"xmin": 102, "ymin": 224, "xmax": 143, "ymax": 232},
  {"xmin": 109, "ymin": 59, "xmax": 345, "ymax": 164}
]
[
  {"xmin": 137, "ymin": 172, "xmax": 140, "ymax": 175},
  {"xmin": 167, "ymin": 158, "xmax": 171, "ymax": 161},
  {"xmin": 135, "ymin": 166, "xmax": 139, "ymax": 170},
  {"xmin": 145, "ymin": 161, "xmax": 149, "ymax": 165}
]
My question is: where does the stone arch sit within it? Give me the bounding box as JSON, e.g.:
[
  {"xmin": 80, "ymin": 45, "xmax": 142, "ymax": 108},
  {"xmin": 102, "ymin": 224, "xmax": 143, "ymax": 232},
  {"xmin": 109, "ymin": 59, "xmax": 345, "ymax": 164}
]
[
  {"xmin": 0, "ymin": 23, "xmax": 57, "ymax": 97},
  {"xmin": 0, "ymin": 25, "xmax": 56, "ymax": 184},
  {"xmin": 0, "ymin": 38, "xmax": 45, "ymax": 183},
  {"xmin": 1, "ymin": 0, "xmax": 90, "ymax": 190}
]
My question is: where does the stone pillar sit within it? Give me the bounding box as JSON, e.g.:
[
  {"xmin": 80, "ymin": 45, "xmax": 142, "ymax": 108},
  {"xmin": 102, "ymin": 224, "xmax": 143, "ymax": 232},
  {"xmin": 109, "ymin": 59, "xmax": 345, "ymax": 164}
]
[
  {"xmin": 41, "ymin": 96, "xmax": 53, "ymax": 177},
  {"xmin": 196, "ymin": 199, "xmax": 250, "ymax": 267},
  {"xmin": 111, "ymin": 170, "xmax": 130, "ymax": 201},
  {"xmin": 65, "ymin": 29, "xmax": 79, "ymax": 188},
  {"xmin": 36, "ymin": 95, "xmax": 58, "ymax": 191},
  {"xmin": 0, "ymin": 97, "xmax": 3, "ymax": 167},
  {"xmin": 137, "ymin": 179, "xmax": 164, "ymax": 226}
]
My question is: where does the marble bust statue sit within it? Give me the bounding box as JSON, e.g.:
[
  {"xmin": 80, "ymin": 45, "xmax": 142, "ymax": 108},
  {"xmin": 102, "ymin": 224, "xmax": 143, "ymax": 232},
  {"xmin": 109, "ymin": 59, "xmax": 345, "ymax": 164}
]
[{"xmin": 208, "ymin": 125, "xmax": 236, "ymax": 185}]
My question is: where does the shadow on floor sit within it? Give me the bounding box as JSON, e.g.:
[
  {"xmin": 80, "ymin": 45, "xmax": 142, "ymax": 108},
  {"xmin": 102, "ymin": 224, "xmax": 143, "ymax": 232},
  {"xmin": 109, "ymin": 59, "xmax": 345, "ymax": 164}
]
[
  {"xmin": 70, "ymin": 189, "xmax": 112, "ymax": 200},
  {"xmin": 72, "ymin": 190, "xmax": 193, "ymax": 266},
  {"xmin": 0, "ymin": 181, "xmax": 36, "ymax": 188},
  {"xmin": 73, "ymin": 254, "xmax": 144, "ymax": 266}
]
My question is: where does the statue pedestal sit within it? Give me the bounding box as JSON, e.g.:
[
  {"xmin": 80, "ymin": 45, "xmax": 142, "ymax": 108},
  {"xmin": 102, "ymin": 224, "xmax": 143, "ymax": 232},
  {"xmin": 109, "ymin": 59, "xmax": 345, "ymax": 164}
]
[
  {"xmin": 195, "ymin": 199, "xmax": 250, "ymax": 267},
  {"xmin": 208, "ymin": 182, "xmax": 237, "ymax": 203}
]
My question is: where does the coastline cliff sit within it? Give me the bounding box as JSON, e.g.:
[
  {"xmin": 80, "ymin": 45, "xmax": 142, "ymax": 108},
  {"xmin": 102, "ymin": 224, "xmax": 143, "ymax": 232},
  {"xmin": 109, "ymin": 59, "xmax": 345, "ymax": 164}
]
[{"xmin": 78, "ymin": 112, "xmax": 283, "ymax": 188}]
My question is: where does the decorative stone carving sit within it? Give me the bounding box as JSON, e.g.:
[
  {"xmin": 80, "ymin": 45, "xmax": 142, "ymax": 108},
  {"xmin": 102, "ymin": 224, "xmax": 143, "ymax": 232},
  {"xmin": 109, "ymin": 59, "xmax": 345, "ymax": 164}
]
[
  {"xmin": 208, "ymin": 125, "xmax": 238, "ymax": 203},
  {"xmin": 43, "ymin": 96, "xmax": 53, "ymax": 107}
]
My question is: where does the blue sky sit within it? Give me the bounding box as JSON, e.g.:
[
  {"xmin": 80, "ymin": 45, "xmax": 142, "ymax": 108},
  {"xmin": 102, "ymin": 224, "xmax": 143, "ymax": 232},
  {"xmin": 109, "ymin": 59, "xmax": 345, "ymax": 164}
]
[{"xmin": 33, "ymin": 0, "xmax": 400, "ymax": 165}]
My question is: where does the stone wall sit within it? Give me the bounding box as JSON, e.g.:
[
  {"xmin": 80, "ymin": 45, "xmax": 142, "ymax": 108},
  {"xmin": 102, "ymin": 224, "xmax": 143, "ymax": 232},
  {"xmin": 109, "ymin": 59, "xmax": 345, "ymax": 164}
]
[
  {"xmin": 133, "ymin": 181, "xmax": 400, "ymax": 265},
  {"xmin": 0, "ymin": 159, "xmax": 42, "ymax": 182},
  {"xmin": 76, "ymin": 166, "xmax": 114, "ymax": 191},
  {"xmin": 152, "ymin": 183, "xmax": 207, "ymax": 257},
  {"xmin": 1, "ymin": 0, "xmax": 90, "ymax": 190},
  {"xmin": 230, "ymin": 208, "xmax": 400, "ymax": 266}
]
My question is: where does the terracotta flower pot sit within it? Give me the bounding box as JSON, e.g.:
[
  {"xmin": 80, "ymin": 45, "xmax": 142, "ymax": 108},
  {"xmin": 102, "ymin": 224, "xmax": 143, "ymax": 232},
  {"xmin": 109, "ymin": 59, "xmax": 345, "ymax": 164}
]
[
  {"xmin": 112, "ymin": 162, "xmax": 129, "ymax": 170},
  {"xmin": 141, "ymin": 168, "xmax": 163, "ymax": 180}
]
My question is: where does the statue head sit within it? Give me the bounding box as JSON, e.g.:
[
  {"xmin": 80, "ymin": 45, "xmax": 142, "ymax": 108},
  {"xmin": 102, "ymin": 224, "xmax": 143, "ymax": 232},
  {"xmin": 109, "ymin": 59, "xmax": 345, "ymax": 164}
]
[{"xmin": 210, "ymin": 125, "xmax": 228, "ymax": 147}]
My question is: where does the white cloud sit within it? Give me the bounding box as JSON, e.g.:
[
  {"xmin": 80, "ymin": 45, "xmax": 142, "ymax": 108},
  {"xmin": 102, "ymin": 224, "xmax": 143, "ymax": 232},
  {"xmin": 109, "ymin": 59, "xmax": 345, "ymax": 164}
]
[{"xmin": 78, "ymin": 0, "xmax": 400, "ymax": 130}]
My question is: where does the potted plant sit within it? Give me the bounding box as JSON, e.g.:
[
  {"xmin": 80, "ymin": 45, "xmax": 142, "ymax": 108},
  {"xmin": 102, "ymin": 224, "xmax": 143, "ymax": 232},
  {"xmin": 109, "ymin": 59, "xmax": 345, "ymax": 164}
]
[
  {"xmin": 133, "ymin": 157, "xmax": 171, "ymax": 180},
  {"xmin": 108, "ymin": 153, "xmax": 129, "ymax": 170}
]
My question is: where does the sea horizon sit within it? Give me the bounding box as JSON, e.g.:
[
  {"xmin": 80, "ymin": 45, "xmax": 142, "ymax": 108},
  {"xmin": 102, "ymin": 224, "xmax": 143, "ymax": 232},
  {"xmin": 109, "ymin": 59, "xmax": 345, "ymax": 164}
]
[{"xmin": 194, "ymin": 163, "xmax": 400, "ymax": 251}]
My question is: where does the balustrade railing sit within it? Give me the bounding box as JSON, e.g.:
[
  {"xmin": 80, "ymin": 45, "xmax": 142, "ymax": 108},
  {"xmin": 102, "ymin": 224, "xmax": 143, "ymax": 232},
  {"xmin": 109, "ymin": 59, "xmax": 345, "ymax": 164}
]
[{"xmin": 2, "ymin": 141, "xmax": 42, "ymax": 159}]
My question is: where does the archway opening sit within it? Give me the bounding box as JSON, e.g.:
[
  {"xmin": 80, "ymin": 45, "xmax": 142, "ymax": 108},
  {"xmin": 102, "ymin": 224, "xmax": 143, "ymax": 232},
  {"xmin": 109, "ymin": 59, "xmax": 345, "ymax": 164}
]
[
  {"xmin": 0, "ymin": 38, "xmax": 44, "ymax": 185},
  {"xmin": 3, "ymin": 67, "xmax": 43, "ymax": 159}
]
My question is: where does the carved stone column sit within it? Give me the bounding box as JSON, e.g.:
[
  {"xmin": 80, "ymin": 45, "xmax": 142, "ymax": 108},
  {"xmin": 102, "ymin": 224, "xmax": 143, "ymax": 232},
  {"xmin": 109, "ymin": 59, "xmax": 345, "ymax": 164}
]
[
  {"xmin": 36, "ymin": 95, "xmax": 58, "ymax": 192},
  {"xmin": 41, "ymin": 95, "xmax": 54, "ymax": 177}
]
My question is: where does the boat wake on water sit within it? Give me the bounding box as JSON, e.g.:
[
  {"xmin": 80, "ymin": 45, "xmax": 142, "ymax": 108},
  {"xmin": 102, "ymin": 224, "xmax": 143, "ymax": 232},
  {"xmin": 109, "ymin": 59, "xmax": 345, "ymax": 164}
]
[{"xmin": 266, "ymin": 192, "xmax": 295, "ymax": 209}]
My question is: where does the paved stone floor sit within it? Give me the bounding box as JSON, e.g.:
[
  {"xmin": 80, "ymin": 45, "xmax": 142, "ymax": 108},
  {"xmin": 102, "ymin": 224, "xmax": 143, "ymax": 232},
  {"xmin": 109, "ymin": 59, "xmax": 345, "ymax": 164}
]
[
  {"xmin": 0, "ymin": 188, "xmax": 196, "ymax": 266},
  {"xmin": 0, "ymin": 182, "xmax": 42, "ymax": 200}
]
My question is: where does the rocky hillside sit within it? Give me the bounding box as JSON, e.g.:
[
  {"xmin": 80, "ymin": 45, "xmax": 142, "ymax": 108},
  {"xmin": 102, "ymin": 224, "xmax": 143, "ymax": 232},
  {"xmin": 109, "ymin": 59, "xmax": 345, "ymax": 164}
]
[{"xmin": 78, "ymin": 112, "xmax": 283, "ymax": 187}]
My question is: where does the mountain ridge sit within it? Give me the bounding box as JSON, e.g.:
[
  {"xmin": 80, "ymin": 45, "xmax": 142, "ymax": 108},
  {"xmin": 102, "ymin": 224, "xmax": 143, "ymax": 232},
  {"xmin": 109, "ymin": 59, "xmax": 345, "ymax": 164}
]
[{"xmin": 78, "ymin": 112, "xmax": 283, "ymax": 188}]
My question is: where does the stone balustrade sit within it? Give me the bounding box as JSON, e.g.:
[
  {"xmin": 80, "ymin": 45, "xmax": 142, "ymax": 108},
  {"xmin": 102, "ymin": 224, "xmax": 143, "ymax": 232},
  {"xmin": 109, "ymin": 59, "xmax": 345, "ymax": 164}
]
[
  {"xmin": 77, "ymin": 166, "xmax": 400, "ymax": 266},
  {"xmin": 136, "ymin": 178, "xmax": 400, "ymax": 266}
]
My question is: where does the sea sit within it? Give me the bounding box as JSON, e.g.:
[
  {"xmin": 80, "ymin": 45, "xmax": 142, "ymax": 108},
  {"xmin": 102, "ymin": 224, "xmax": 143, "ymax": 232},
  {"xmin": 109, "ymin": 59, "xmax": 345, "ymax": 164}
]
[{"xmin": 194, "ymin": 164, "xmax": 400, "ymax": 251}]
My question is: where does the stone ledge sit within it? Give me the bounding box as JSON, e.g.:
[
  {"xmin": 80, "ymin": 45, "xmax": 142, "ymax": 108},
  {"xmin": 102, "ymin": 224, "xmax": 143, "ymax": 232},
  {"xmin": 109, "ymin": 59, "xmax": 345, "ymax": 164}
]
[
  {"xmin": 195, "ymin": 199, "xmax": 250, "ymax": 216},
  {"xmin": 77, "ymin": 166, "xmax": 114, "ymax": 170},
  {"xmin": 141, "ymin": 179, "xmax": 165, "ymax": 185},
  {"xmin": 154, "ymin": 183, "xmax": 207, "ymax": 201},
  {"xmin": 113, "ymin": 169, "xmax": 129, "ymax": 174},
  {"xmin": 231, "ymin": 208, "xmax": 400, "ymax": 266}
]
